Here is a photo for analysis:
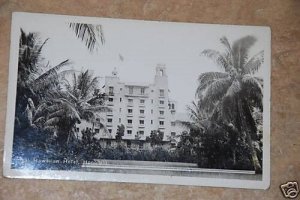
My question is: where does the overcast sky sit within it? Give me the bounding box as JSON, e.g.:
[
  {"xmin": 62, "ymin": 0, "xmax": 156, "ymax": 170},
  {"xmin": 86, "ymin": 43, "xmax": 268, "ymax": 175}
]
[{"xmin": 14, "ymin": 13, "xmax": 270, "ymax": 113}]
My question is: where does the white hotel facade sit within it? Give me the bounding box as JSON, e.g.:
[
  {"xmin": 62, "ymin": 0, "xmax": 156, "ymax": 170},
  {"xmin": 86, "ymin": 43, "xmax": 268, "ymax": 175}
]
[{"xmin": 76, "ymin": 65, "xmax": 185, "ymax": 144}]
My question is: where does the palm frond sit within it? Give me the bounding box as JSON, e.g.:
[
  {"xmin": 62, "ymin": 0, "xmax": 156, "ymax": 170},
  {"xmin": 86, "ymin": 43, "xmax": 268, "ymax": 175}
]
[
  {"xmin": 44, "ymin": 117, "xmax": 60, "ymax": 126},
  {"xmin": 44, "ymin": 125, "xmax": 57, "ymax": 133},
  {"xmin": 232, "ymin": 35, "xmax": 257, "ymax": 69},
  {"xmin": 34, "ymin": 59, "xmax": 70, "ymax": 84},
  {"xmin": 18, "ymin": 29, "xmax": 49, "ymax": 83},
  {"xmin": 242, "ymin": 75, "xmax": 263, "ymax": 93},
  {"xmin": 53, "ymin": 98, "xmax": 81, "ymax": 122},
  {"xmin": 201, "ymin": 49, "xmax": 232, "ymax": 72},
  {"xmin": 48, "ymin": 109, "xmax": 65, "ymax": 119},
  {"xmin": 33, "ymin": 102, "xmax": 48, "ymax": 119},
  {"xmin": 242, "ymin": 50, "xmax": 264, "ymax": 75},
  {"xmin": 241, "ymin": 75, "xmax": 263, "ymax": 110},
  {"xmin": 33, "ymin": 116, "xmax": 45, "ymax": 125},
  {"xmin": 69, "ymin": 23, "xmax": 105, "ymax": 52},
  {"xmin": 32, "ymin": 60, "xmax": 71, "ymax": 92},
  {"xmin": 198, "ymin": 72, "xmax": 229, "ymax": 85},
  {"xmin": 176, "ymin": 120, "xmax": 196, "ymax": 129},
  {"xmin": 57, "ymin": 69, "xmax": 76, "ymax": 85},
  {"xmin": 186, "ymin": 104, "xmax": 203, "ymax": 123},
  {"xmin": 225, "ymin": 80, "xmax": 241, "ymax": 97},
  {"xmin": 197, "ymin": 72, "xmax": 230, "ymax": 96},
  {"xmin": 220, "ymin": 36, "xmax": 232, "ymax": 54},
  {"xmin": 201, "ymin": 77, "xmax": 232, "ymax": 107}
]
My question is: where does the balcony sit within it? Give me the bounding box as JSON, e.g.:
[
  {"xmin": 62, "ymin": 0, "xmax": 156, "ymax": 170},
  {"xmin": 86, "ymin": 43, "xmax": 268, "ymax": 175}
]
[
  {"xmin": 138, "ymin": 124, "xmax": 145, "ymax": 128},
  {"xmin": 125, "ymin": 92, "xmax": 149, "ymax": 98},
  {"xmin": 106, "ymin": 111, "xmax": 113, "ymax": 116},
  {"xmin": 127, "ymin": 103, "xmax": 134, "ymax": 107}
]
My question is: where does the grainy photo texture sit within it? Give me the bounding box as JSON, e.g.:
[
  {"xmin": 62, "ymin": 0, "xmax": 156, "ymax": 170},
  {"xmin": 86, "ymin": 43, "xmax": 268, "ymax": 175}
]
[{"xmin": 4, "ymin": 12, "xmax": 271, "ymax": 189}]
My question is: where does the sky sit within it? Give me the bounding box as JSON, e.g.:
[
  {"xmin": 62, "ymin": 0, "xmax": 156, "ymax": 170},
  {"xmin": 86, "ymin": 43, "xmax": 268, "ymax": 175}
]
[{"xmin": 14, "ymin": 13, "xmax": 270, "ymax": 113}]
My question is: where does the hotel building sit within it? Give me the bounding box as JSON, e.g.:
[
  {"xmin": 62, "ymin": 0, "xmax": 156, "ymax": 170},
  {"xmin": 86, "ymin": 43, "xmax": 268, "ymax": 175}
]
[{"xmin": 76, "ymin": 64, "xmax": 185, "ymax": 145}]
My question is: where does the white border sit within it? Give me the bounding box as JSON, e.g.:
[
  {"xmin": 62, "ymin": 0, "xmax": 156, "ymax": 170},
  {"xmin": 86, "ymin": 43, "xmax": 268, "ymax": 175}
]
[{"xmin": 3, "ymin": 12, "xmax": 271, "ymax": 189}]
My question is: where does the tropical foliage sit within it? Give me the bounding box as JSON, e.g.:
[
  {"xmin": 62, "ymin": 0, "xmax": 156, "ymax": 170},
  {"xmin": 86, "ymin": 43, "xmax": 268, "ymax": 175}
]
[
  {"xmin": 69, "ymin": 23, "xmax": 105, "ymax": 52},
  {"xmin": 13, "ymin": 26, "xmax": 264, "ymax": 173},
  {"xmin": 12, "ymin": 27, "xmax": 108, "ymax": 170},
  {"xmin": 181, "ymin": 35, "xmax": 264, "ymax": 172},
  {"xmin": 115, "ymin": 124, "xmax": 125, "ymax": 142},
  {"xmin": 146, "ymin": 130, "xmax": 164, "ymax": 147}
]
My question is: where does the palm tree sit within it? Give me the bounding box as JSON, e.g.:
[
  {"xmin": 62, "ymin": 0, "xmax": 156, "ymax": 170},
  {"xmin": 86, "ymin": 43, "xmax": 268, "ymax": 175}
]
[
  {"xmin": 16, "ymin": 29, "xmax": 71, "ymax": 131},
  {"xmin": 182, "ymin": 100, "xmax": 210, "ymax": 131},
  {"xmin": 179, "ymin": 101, "xmax": 231, "ymax": 167},
  {"xmin": 69, "ymin": 23, "xmax": 105, "ymax": 52},
  {"xmin": 197, "ymin": 35, "xmax": 264, "ymax": 172},
  {"xmin": 32, "ymin": 70, "xmax": 110, "ymax": 144}
]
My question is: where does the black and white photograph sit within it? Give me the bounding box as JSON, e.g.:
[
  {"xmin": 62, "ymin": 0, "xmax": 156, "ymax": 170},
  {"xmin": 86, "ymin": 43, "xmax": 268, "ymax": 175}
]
[{"xmin": 3, "ymin": 12, "xmax": 271, "ymax": 189}]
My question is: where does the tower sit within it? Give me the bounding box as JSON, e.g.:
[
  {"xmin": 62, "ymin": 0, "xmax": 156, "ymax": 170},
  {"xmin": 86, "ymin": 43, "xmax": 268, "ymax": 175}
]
[{"xmin": 154, "ymin": 64, "xmax": 168, "ymax": 89}]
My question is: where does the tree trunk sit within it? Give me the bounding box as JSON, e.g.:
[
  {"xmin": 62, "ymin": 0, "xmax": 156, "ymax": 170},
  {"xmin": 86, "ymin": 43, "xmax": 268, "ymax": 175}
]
[
  {"xmin": 66, "ymin": 131, "xmax": 71, "ymax": 145},
  {"xmin": 232, "ymin": 149, "xmax": 236, "ymax": 166},
  {"xmin": 246, "ymin": 131, "xmax": 262, "ymax": 173},
  {"xmin": 237, "ymin": 97, "xmax": 262, "ymax": 173}
]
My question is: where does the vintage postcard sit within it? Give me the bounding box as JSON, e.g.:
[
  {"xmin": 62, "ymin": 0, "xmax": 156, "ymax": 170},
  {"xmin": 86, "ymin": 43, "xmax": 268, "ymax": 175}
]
[{"xmin": 3, "ymin": 12, "xmax": 271, "ymax": 189}]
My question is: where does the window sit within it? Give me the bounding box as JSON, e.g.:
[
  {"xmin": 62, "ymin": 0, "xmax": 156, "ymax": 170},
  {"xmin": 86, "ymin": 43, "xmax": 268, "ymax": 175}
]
[
  {"xmin": 120, "ymin": 98, "xmax": 122, "ymax": 102},
  {"xmin": 159, "ymin": 110, "xmax": 164, "ymax": 115},
  {"xmin": 128, "ymin": 99, "xmax": 133, "ymax": 103},
  {"xmin": 109, "ymin": 86, "xmax": 114, "ymax": 95},
  {"xmin": 108, "ymin": 129, "xmax": 112, "ymax": 133},
  {"xmin": 119, "ymin": 118, "xmax": 121, "ymax": 123},
  {"xmin": 107, "ymin": 118, "xmax": 112, "ymax": 123},
  {"xmin": 141, "ymin": 87, "xmax": 145, "ymax": 95},
  {"xmin": 171, "ymin": 132, "xmax": 176, "ymax": 137},
  {"xmin": 107, "ymin": 140, "xmax": 111, "ymax": 146},
  {"xmin": 128, "ymin": 109, "xmax": 133, "ymax": 113},
  {"xmin": 127, "ymin": 140, "xmax": 131, "ymax": 148},
  {"xmin": 151, "ymin": 99, "xmax": 153, "ymax": 104},
  {"xmin": 172, "ymin": 104, "xmax": 175, "ymax": 109},
  {"xmin": 139, "ymin": 120, "xmax": 144, "ymax": 125},
  {"xmin": 171, "ymin": 122, "xmax": 176, "ymax": 126},
  {"xmin": 119, "ymin": 108, "xmax": 122, "ymax": 112},
  {"xmin": 128, "ymin": 119, "xmax": 132, "ymax": 124},
  {"xmin": 139, "ymin": 143, "xmax": 143, "ymax": 149},
  {"xmin": 108, "ymin": 98, "xmax": 113, "ymax": 102},
  {"xmin": 120, "ymin": 88, "xmax": 122, "ymax": 91},
  {"xmin": 159, "ymin": 89, "xmax": 164, "ymax": 97},
  {"xmin": 151, "ymin": 120, "xmax": 153, "ymax": 124},
  {"xmin": 95, "ymin": 128, "xmax": 100, "ymax": 133},
  {"xmin": 171, "ymin": 110, "xmax": 175, "ymax": 115},
  {"xmin": 159, "ymin": 121, "xmax": 164, "ymax": 126},
  {"xmin": 127, "ymin": 130, "xmax": 132, "ymax": 134},
  {"xmin": 151, "ymin": 109, "xmax": 153, "ymax": 114},
  {"xmin": 159, "ymin": 69, "xmax": 163, "ymax": 76},
  {"xmin": 159, "ymin": 100, "xmax": 164, "ymax": 105},
  {"xmin": 140, "ymin": 99, "xmax": 145, "ymax": 104},
  {"xmin": 139, "ymin": 130, "xmax": 144, "ymax": 135},
  {"xmin": 140, "ymin": 110, "xmax": 144, "ymax": 114},
  {"xmin": 129, "ymin": 86, "xmax": 133, "ymax": 94}
]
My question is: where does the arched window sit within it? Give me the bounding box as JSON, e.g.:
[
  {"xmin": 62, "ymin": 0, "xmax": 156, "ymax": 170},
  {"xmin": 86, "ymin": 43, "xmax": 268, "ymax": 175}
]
[{"xmin": 159, "ymin": 69, "xmax": 163, "ymax": 76}]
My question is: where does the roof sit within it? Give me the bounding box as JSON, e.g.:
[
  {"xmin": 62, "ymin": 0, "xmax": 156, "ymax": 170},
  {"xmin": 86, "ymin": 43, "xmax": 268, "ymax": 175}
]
[{"xmin": 123, "ymin": 81, "xmax": 151, "ymax": 87}]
